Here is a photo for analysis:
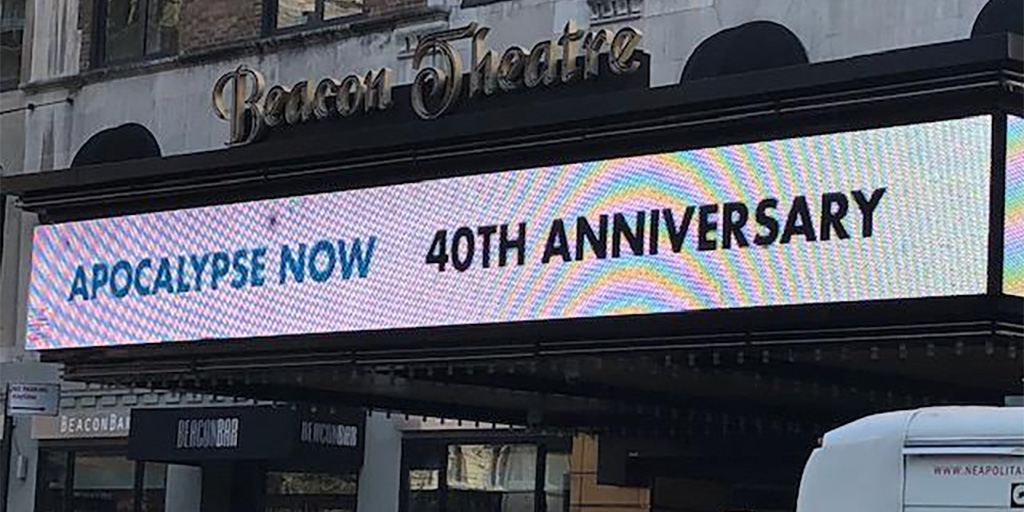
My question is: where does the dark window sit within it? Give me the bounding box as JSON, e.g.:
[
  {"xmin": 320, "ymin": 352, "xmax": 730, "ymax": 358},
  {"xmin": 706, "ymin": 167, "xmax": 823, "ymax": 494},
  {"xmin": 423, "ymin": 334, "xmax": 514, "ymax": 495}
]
[
  {"xmin": 96, "ymin": 0, "xmax": 179, "ymax": 66},
  {"xmin": 35, "ymin": 450, "xmax": 70, "ymax": 512},
  {"xmin": 0, "ymin": 0, "xmax": 25, "ymax": 90},
  {"xmin": 267, "ymin": 0, "xmax": 364, "ymax": 33},
  {"xmin": 72, "ymin": 453, "xmax": 137, "ymax": 512},
  {"xmin": 140, "ymin": 462, "xmax": 168, "ymax": 512},
  {"xmin": 35, "ymin": 449, "xmax": 168, "ymax": 512}
]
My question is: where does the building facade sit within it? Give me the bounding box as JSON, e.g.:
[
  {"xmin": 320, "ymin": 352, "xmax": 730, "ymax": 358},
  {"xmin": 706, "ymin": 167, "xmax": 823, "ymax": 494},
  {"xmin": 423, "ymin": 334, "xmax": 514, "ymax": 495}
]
[{"xmin": 1, "ymin": 0, "xmax": 1021, "ymax": 511}]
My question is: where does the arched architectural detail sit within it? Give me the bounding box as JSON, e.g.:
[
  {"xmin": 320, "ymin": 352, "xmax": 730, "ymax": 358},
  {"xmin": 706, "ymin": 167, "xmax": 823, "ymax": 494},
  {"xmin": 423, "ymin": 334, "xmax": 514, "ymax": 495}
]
[
  {"xmin": 971, "ymin": 0, "xmax": 1024, "ymax": 38},
  {"xmin": 681, "ymin": 21, "xmax": 809, "ymax": 82},
  {"xmin": 71, "ymin": 123, "xmax": 162, "ymax": 167}
]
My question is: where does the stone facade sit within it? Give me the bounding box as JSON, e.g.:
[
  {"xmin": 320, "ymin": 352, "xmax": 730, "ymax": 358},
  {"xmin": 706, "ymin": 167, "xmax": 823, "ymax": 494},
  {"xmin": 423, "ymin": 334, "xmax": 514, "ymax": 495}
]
[
  {"xmin": 179, "ymin": 0, "xmax": 264, "ymax": 53},
  {"xmin": 367, "ymin": 0, "xmax": 428, "ymax": 15},
  {"xmin": 13, "ymin": 0, "xmax": 996, "ymax": 175}
]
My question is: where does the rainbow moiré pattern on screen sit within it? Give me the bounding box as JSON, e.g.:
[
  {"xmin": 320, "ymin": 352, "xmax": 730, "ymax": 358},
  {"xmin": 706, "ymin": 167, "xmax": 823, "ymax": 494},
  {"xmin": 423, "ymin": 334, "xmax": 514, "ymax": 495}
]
[{"xmin": 1005, "ymin": 116, "xmax": 1024, "ymax": 296}]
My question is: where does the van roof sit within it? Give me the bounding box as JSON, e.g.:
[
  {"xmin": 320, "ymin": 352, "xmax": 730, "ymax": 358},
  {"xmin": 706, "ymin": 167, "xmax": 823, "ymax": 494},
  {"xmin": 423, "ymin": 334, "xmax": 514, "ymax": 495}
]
[{"xmin": 822, "ymin": 406, "xmax": 1024, "ymax": 448}]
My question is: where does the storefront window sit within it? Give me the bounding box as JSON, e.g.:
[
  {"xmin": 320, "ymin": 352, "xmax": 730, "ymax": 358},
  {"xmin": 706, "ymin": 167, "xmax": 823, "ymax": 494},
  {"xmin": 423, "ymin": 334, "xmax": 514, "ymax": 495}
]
[
  {"xmin": 36, "ymin": 449, "xmax": 167, "ymax": 512},
  {"xmin": 72, "ymin": 453, "xmax": 136, "ymax": 512},
  {"xmin": 403, "ymin": 438, "xmax": 570, "ymax": 512},
  {"xmin": 447, "ymin": 444, "xmax": 536, "ymax": 512},
  {"xmin": 100, "ymin": 0, "xmax": 179, "ymax": 65},
  {"xmin": 408, "ymin": 469, "xmax": 440, "ymax": 512},
  {"xmin": 272, "ymin": 0, "xmax": 364, "ymax": 32},
  {"xmin": 0, "ymin": 0, "xmax": 25, "ymax": 90},
  {"xmin": 405, "ymin": 440, "xmax": 444, "ymax": 512},
  {"xmin": 266, "ymin": 471, "xmax": 358, "ymax": 512}
]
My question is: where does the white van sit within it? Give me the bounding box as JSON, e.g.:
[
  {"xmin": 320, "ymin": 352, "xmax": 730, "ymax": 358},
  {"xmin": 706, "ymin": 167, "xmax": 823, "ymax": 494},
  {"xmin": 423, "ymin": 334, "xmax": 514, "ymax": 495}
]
[{"xmin": 797, "ymin": 406, "xmax": 1024, "ymax": 512}]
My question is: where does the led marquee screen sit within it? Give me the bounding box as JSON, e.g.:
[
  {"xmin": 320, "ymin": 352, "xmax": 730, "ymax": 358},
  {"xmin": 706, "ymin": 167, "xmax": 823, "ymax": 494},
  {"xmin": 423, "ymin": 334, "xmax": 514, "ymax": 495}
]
[
  {"xmin": 27, "ymin": 117, "xmax": 993, "ymax": 349},
  {"xmin": 1005, "ymin": 115, "xmax": 1024, "ymax": 297}
]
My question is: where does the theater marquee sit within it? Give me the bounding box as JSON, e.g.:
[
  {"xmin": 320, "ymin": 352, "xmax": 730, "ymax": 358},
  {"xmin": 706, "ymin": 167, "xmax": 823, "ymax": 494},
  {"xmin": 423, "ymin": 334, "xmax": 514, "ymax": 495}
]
[{"xmin": 26, "ymin": 117, "xmax": 998, "ymax": 349}]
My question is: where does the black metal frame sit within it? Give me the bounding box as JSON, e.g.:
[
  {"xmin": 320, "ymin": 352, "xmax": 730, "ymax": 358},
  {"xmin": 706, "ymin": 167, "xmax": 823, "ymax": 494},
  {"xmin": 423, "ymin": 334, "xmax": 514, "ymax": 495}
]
[
  {"xmin": 91, "ymin": 0, "xmax": 177, "ymax": 68},
  {"xmin": 33, "ymin": 443, "xmax": 162, "ymax": 512},
  {"xmin": 991, "ymin": 112, "xmax": 1010, "ymax": 294}
]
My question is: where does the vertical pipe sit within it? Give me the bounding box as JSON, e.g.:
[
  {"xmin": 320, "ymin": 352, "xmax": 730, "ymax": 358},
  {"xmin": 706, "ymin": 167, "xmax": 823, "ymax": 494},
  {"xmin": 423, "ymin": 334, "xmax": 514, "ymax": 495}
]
[
  {"xmin": 0, "ymin": 197, "xmax": 10, "ymax": 512},
  {"xmin": 0, "ymin": 194, "xmax": 7, "ymax": 267},
  {"xmin": 0, "ymin": 390, "xmax": 12, "ymax": 512}
]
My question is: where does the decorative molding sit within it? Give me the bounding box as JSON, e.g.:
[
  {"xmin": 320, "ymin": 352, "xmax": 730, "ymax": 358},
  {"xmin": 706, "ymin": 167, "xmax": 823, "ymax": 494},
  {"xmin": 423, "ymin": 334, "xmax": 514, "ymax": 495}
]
[{"xmin": 588, "ymin": 0, "xmax": 642, "ymax": 25}]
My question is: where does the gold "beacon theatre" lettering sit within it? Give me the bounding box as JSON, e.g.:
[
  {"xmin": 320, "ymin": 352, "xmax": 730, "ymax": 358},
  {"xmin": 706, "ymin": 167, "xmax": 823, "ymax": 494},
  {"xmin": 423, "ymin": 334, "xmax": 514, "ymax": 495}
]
[
  {"xmin": 410, "ymin": 20, "xmax": 641, "ymax": 119},
  {"xmin": 212, "ymin": 64, "xmax": 393, "ymax": 146},
  {"xmin": 212, "ymin": 20, "xmax": 643, "ymax": 145}
]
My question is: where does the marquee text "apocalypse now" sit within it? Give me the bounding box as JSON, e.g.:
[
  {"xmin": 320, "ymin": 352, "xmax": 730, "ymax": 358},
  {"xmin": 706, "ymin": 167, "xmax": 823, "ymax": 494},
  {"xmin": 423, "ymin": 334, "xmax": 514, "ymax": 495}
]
[{"xmin": 66, "ymin": 237, "xmax": 377, "ymax": 302}]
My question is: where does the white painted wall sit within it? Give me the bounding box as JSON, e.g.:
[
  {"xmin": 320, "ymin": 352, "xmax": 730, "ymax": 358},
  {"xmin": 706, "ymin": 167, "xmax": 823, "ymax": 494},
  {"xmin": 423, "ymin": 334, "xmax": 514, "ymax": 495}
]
[
  {"xmin": 357, "ymin": 412, "xmax": 403, "ymax": 512},
  {"xmin": 0, "ymin": 197, "xmax": 35, "ymax": 364},
  {"xmin": 164, "ymin": 465, "xmax": 203, "ymax": 512}
]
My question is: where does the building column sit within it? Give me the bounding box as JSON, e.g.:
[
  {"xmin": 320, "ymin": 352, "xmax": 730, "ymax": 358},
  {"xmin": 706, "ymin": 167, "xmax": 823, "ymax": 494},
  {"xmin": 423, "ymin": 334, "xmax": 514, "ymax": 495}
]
[
  {"xmin": 357, "ymin": 412, "xmax": 401, "ymax": 512},
  {"xmin": 164, "ymin": 464, "xmax": 202, "ymax": 512}
]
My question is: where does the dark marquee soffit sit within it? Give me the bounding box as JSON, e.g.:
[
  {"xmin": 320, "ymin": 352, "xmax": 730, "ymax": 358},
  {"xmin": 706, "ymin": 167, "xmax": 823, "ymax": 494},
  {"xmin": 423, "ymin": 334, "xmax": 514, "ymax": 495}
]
[
  {"xmin": 42, "ymin": 296, "xmax": 1024, "ymax": 421},
  {"xmin": 2, "ymin": 33, "xmax": 1022, "ymax": 220},
  {"xmin": 52, "ymin": 306, "xmax": 1024, "ymax": 431},
  {"xmin": 44, "ymin": 295, "xmax": 1024, "ymax": 362}
]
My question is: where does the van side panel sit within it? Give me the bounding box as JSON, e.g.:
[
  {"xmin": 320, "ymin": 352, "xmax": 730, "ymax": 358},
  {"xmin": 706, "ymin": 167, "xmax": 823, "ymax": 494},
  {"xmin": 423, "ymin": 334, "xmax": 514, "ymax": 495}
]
[
  {"xmin": 904, "ymin": 453, "xmax": 1024, "ymax": 510},
  {"xmin": 796, "ymin": 440, "xmax": 903, "ymax": 512}
]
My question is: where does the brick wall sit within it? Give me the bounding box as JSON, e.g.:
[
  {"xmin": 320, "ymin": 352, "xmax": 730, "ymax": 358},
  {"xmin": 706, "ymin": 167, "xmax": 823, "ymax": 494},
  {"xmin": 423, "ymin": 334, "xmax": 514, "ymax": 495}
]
[
  {"xmin": 365, "ymin": 0, "xmax": 425, "ymax": 16},
  {"xmin": 179, "ymin": 0, "xmax": 263, "ymax": 53},
  {"xmin": 77, "ymin": 0, "xmax": 426, "ymax": 70},
  {"xmin": 77, "ymin": 0, "xmax": 263, "ymax": 70}
]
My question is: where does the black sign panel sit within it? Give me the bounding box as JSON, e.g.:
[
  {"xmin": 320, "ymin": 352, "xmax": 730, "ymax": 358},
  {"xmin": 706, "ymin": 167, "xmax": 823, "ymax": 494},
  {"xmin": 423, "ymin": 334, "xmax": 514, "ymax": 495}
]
[{"xmin": 128, "ymin": 406, "xmax": 364, "ymax": 470}]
